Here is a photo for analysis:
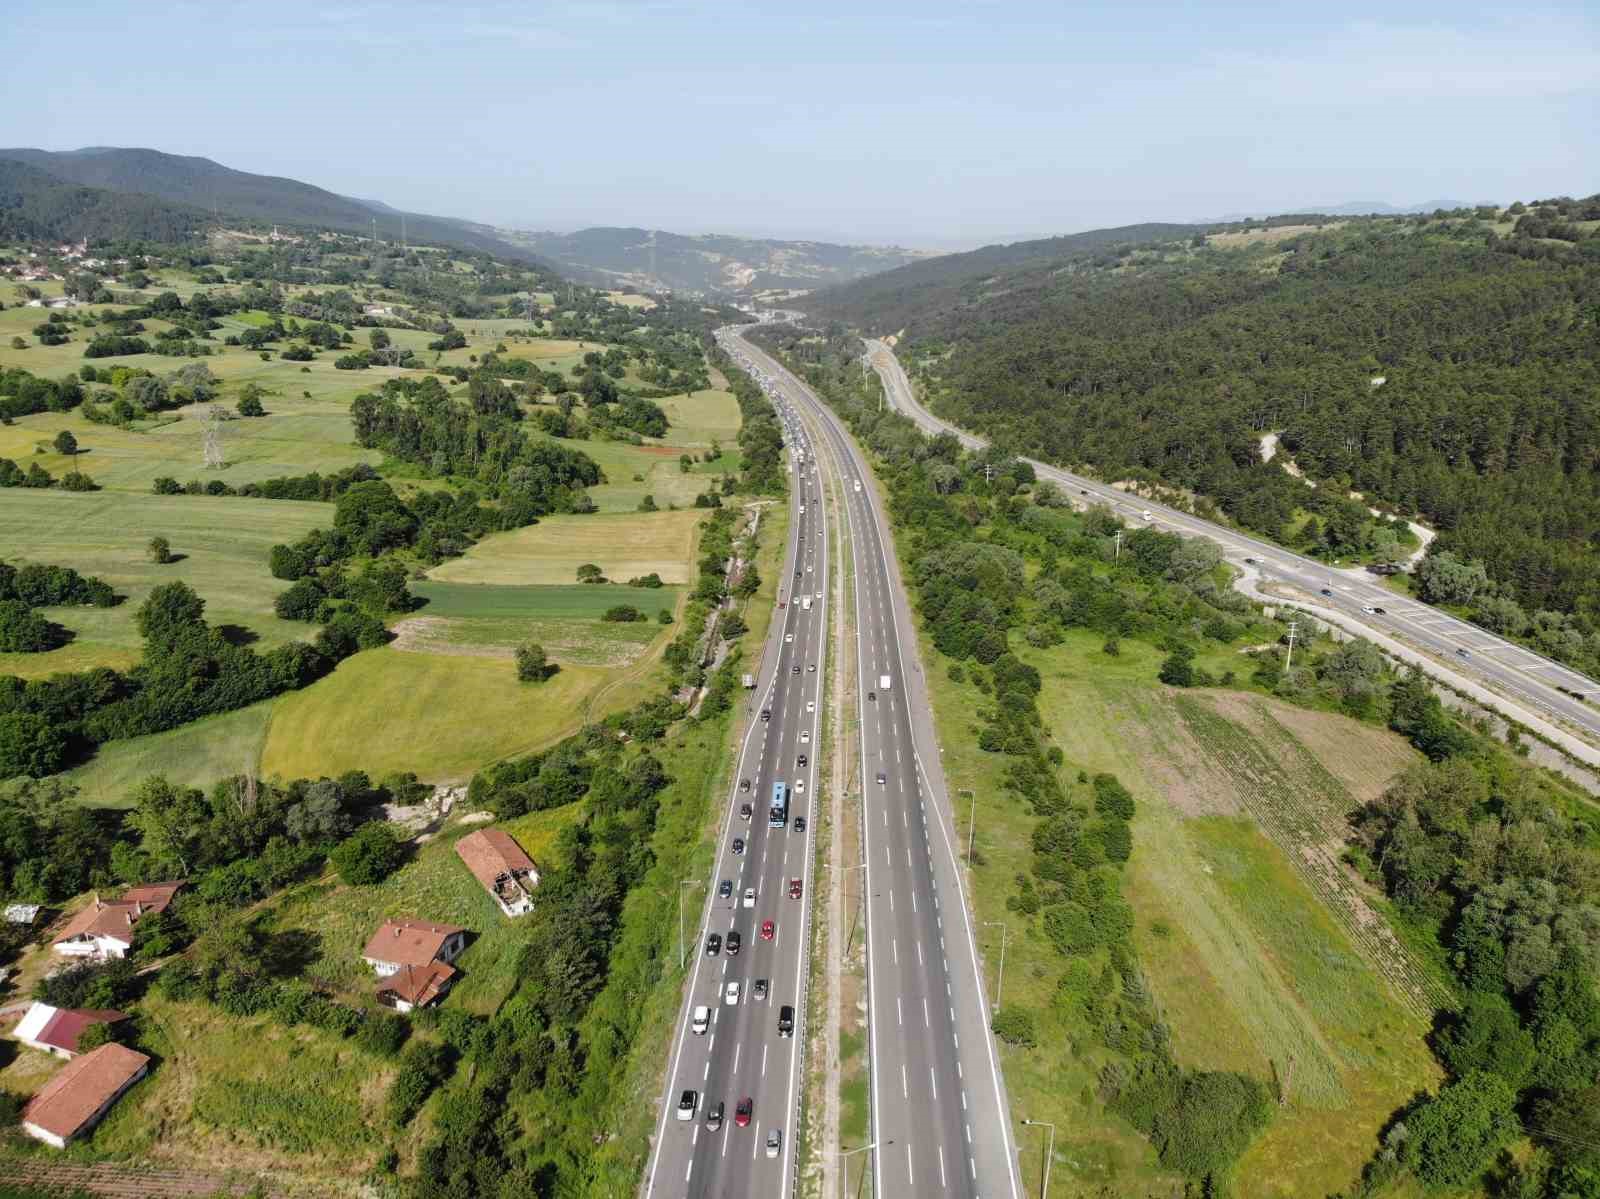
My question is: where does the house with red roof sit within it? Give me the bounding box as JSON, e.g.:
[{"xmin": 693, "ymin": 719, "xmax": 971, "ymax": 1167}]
[
  {"xmin": 50, "ymin": 882, "xmax": 184, "ymax": 961},
  {"xmin": 13, "ymin": 1003, "xmax": 128, "ymax": 1060},
  {"xmin": 21, "ymin": 1042, "xmax": 150, "ymax": 1149},
  {"xmin": 455, "ymin": 828, "xmax": 539, "ymax": 917},
  {"xmin": 361, "ymin": 918, "xmax": 465, "ymax": 977}
]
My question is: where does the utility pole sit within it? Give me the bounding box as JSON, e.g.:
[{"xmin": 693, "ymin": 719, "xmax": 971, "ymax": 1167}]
[
  {"xmin": 677, "ymin": 879, "xmax": 701, "ymax": 969},
  {"xmin": 983, "ymin": 920, "xmax": 1008, "ymax": 1011},
  {"xmin": 1022, "ymin": 1120, "xmax": 1057, "ymax": 1199},
  {"xmin": 960, "ymin": 788, "xmax": 978, "ymax": 863},
  {"xmin": 1114, "ymin": 529, "xmax": 1123, "ymax": 561},
  {"xmin": 1284, "ymin": 619, "xmax": 1298, "ymax": 674}
]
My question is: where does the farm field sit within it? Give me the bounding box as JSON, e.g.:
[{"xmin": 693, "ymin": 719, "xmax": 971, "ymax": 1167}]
[
  {"xmin": 0, "ymin": 490, "xmax": 324, "ymax": 674},
  {"xmin": 924, "ymin": 624, "xmax": 1439, "ymax": 1198},
  {"xmin": 427, "ymin": 510, "xmax": 704, "ymax": 586},
  {"xmin": 61, "ymin": 700, "xmax": 276, "ymax": 808}
]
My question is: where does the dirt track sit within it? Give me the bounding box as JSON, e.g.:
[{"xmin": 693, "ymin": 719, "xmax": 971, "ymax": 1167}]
[{"xmin": 0, "ymin": 1159, "xmax": 319, "ymax": 1198}]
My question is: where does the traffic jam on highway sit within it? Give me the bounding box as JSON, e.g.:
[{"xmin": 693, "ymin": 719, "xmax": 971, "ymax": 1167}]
[{"xmin": 645, "ymin": 335, "xmax": 829, "ymax": 1196}]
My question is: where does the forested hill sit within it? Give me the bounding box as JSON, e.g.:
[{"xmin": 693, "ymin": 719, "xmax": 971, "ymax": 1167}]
[
  {"xmin": 832, "ymin": 205, "xmax": 1600, "ymax": 660},
  {"xmin": 0, "ymin": 146, "xmax": 554, "ymax": 268},
  {"xmin": 0, "ymin": 158, "xmax": 207, "ymax": 243},
  {"xmin": 797, "ymin": 221, "xmax": 1200, "ymax": 328}
]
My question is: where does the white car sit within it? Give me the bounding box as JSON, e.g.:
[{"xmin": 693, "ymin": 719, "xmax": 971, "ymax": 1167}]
[
  {"xmin": 724, "ymin": 981, "xmax": 741, "ymax": 1006},
  {"xmin": 785, "ymin": 633, "xmax": 794, "ymax": 643},
  {"xmin": 692, "ymin": 1005, "xmax": 710, "ymax": 1035},
  {"xmin": 742, "ymin": 887, "xmax": 756, "ymax": 909},
  {"xmin": 795, "ymin": 779, "xmax": 806, "ymax": 794},
  {"xmin": 800, "ymin": 730, "xmax": 811, "ymax": 744},
  {"xmin": 806, "ymin": 700, "xmax": 815, "ymax": 713},
  {"xmin": 1361, "ymin": 605, "xmax": 1378, "ymax": 614}
]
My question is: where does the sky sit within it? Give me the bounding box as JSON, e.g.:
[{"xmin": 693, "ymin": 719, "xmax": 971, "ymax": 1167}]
[{"xmin": 4, "ymin": 0, "xmax": 1597, "ymax": 248}]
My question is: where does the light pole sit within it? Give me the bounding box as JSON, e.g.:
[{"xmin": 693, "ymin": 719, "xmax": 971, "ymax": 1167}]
[
  {"xmin": 983, "ymin": 920, "xmax": 1008, "ymax": 1011},
  {"xmin": 839, "ymin": 1139, "xmax": 889, "ymax": 1199},
  {"xmin": 678, "ymin": 879, "xmax": 701, "ymax": 970},
  {"xmin": 823, "ymin": 860, "xmax": 868, "ymax": 956},
  {"xmin": 1022, "ymin": 1119, "xmax": 1056, "ymax": 1199},
  {"xmin": 960, "ymin": 788, "xmax": 977, "ymax": 863}
]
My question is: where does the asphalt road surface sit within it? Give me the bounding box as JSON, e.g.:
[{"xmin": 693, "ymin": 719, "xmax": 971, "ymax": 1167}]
[
  {"xmin": 864, "ymin": 339, "xmax": 1600, "ymax": 753},
  {"xmin": 722, "ymin": 327, "xmax": 1022, "ymax": 1199},
  {"xmin": 644, "ymin": 425, "xmax": 827, "ymax": 1199}
]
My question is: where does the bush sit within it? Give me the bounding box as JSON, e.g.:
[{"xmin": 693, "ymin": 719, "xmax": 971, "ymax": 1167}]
[
  {"xmin": 387, "ymin": 1041, "xmax": 454, "ymax": 1126},
  {"xmin": 273, "ymin": 577, "xmax": 326, "ymax": 621},
  {"xmin": 330, "ymin": 821, "xmax": 406, "ymax": 885},
  {"xmin": 602, "ymin": 605, "xmax": 644, "ymax": 623},
  {"xmin": 1148, "ymin": 1070, "xmax": 1274, "ymax": 1179},
  {"xmin": 60, "ymin": 469, "xmax": 98, "ymax": 492},
  {"xmin": 148, "ymin": 536, "xmax": 172, "ymax": 565},
  {"xmin": 0, "ymin": 711, "xmax": 68, "ymax": 777},
  {"xmin": 0, "ymin": 600, "xmax": 56, "ymax": 652},
  {"xmin": 516, "ymin": 642, "xmax": 552, "ymax": 683},
  {"xmin": 991, "ymin": 1006, "xmax": 1038, "ymax": 1047},
  {"xmin": 354, "ymin": 1011, "xmax": 411, "ymax": 1057}
]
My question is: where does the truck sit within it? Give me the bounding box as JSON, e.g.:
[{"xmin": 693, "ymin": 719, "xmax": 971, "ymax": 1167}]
[
  {"xmin": 879, "ymin": 674, "xmax": 891, "ymax": 690},
  {"xmin": 769, "ymin": 781, "xmax": 788, "ymax": 829},
  {"xmin": 741, "ymin": 673, "xmax": 755, "ymax": 689}
]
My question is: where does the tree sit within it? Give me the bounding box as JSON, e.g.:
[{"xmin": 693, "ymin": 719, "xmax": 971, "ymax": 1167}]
[
  {"xmin": 1416, "ymin": 551, "xmax": 1490, "ymax": 607},
  {"xmin": 148, "ymin": 536, "xmax": 172, "ymax": 565},
  {"xmin": 516, "ymin": 642, "xmax": 552, "ymax": 683},
  {"xmin": 125, "ymin": 777, "xmax": 208, "ymax": 876},
  {"xmin": 1400, "ymin": 1072, "xmax": 1522, "ymax": 1187},
  {"xmin": 330, "ymin": 822, "xmax": 406, "ymax": 885},
  {"xmin": 0, "ymin": 599, "xmax": 56, "ymax": 652},
  {"xmin": 369, "ymin": 329, "xmax": 391, "ymax": 351},
  {"xmin": 236, "ymin": 384, "xmax": 266, "ymax": 417},
  {"xmin": 273, "ymin": 577, "xmax": 326, "ymax": 621},
  {"xmin": 135, "ymin": 581, "xmax": 206, "ymax": 646},
  {"xmin": 1159, "ymin": 646, "xmax": 1197, "ymax": 687},
  {"xmin": 0, "ymin": 712, "xmax": 67, "ymax": 777},
  {"xmin": 53, "ymin": 429, "xmax": 78, "ymax": 456},
  {"xmin": 1434, "ymin": 992, "xmax": 1536, "ymax": 1086}
]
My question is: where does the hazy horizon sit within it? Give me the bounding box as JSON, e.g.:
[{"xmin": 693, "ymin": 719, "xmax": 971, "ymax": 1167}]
[{"xmin": 4, "ymin": 0, "xmax": 1596, "ymax": 248}]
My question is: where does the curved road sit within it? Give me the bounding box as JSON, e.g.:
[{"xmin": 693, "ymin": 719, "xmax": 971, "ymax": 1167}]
[{"xmin": 864, "ymin": 338, "xmax": 1600, "ymax": 763}]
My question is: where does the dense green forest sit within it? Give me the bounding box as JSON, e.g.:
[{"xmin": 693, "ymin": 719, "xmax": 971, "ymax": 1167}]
[
  {"xmin": 0, "ymin": 159, "xmax": 206, "ymax": 244},
  {"xmin": 762, "ymin": 325, "xmax": 1600, "ymax": 1198},
  {"xmin": 805, "ymin": 202, "xmax": 1600, "ymax": 674}
]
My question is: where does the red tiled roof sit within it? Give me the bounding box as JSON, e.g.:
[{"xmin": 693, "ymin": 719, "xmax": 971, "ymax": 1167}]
[
  {"xmin": 36, "ymin": 1009, "xmax": 128, "ymax": 1055},
  {"xmin": 362, "ymin": 919, "xmax": 464, "ymax": 968},
  {"xmin": 50, "ymin": 883, "xmax": 185, "ymax": 947},
  {"xmin": 23, "ymin": 1042, "xmax": 149, "ymax": 1141},
  {"xmin": 455, "ymin": 828, "xmax": 537, "ymax": 891},
  {"xmin": 376, "ymin": 961, "xmax": 456, "ymax": 1008}
]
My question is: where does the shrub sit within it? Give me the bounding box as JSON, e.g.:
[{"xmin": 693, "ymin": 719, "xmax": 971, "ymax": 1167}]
[
  {"xmin": 602, "ymin": 605, "xmax": 644, "ymax": 623},
  {"xmin": 355, "ymin": 1012, "xmax": 411, "ymax": 1058},
  {"xmin": 991, "ymin": 1006, "xmax": 1038, "ymax": 1047},
  {"xmin": 516, "ymin": 642, "xmax": 552, "ymax": 683},
  {"xmin": 60, "ymin": 470, "xmax": 98, "ymax": 492},
  {"xmin": 0, "ymin": 711, "xmax": 68, "ymax": 777},
  {"xmin": 273, "ymin": 578, "xmax": 326, "ymax": 622},
  {"xmin": 0, "ymin": 600, "xmax": 56, "ymax": 652},
  {"xmin": 148, "ymin": 536, "xmax": 172, "ymax": 564},
  {"xmin": 330, "ymin": 821, "xmax": 406, "ymax": 884},
  {"xmin": 387, "ymin": 1041, "xmax": 454, "ymax": 1126}
]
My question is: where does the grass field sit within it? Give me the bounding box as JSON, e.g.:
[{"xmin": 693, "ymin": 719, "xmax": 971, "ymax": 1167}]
[
  {"xmin": 60, "ymin": 700, "xmax": 276, "ymax": 808},
  {"xmin": 258, "ymin": 646, "xmax": 659, "ymax": 782},
  {"xmin": 427, "ymin": 511, "xmax": 704, "ymax": 586},
  {"xmin": 0, "ymin": 490, "xmax": 326, "ymax": 675},
  {"xmin": 922, "ymin": 624, "xmax": 1439, "ymax": 1197}
]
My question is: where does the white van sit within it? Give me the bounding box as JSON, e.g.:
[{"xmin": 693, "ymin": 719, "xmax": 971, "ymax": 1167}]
[{"xmin": 692, "ymin": 1005, "xmax": 710, "ymax": 1035}]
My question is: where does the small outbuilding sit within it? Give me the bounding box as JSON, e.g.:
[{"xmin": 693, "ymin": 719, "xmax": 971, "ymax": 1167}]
[
  {"xmin": 13, "ymin": 1003, "xmax": 128, "ymax": 1059},
  {"xmin": 375, "ymin": 961, "xmax": 457, "ymax": 1013},
  {"xmin": 455, "ymin": 828, "xmax": 539, "ymax": 917},
  {"xmin": 21, "ymin": 1042, "xmax": 150, "ymax": 1149}
]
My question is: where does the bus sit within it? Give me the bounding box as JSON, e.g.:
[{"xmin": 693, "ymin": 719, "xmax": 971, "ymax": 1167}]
[{"xmin": 769, "ymin": 781, "xmax": 788, "ymax": 828}]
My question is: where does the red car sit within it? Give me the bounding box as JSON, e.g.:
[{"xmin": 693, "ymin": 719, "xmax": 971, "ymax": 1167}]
[
  {"xmin": 761, "ymin": 919, "xmax": 775, "ymax": 941},
  {"xmin": 735, "ymin": 1097, "xmax": 753, "ymax": 1128},
  {"xmin": 789, "ymin": 878, "xmax": 802, "ymax": 899}
]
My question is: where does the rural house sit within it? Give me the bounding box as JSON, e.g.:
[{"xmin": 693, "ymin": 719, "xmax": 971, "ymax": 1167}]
[
  {"xmin": 50, "ymin": 882, "xmax": 185, "ymax": 960},
  {"xmin": 361, "ymin": 918, "xmax": 466, "ymax": 977},
  {"xmin": 455, "ymin": 828, "xmax": 540, "ymax": 917},
  {"xmin": 374, "ymin": 962, "xmax": 456, "ymax": 1013},
  {"xmin": 13, "ymin": 1004, "xmax": 128, "ymax": 1060},
  {"xmin": 21, "ymin": 1042, "xmax": 150, "ymax": 1149}
]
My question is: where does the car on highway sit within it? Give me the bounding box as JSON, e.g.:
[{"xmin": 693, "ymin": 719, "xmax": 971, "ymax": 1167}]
[
  {"xmin": 800, "ymin": 730, "xmax": 811, "ymax": 744},
  {"xmin": 792, "ymin": 665, "xmax": 801, "ymax": 675},
  {"xmin": 754, "ymin": 978, "xmax": 768, "ymax": 1000},
  {"xmin": 705, "ymin": 933, "xmax": 721, "ymax": 956},
  {"xmin": 797, "ymin": 754, "xmax": 807, "ymax": 768},
  {"xmin": 1373, "ymin": 606, "xmax": 1387, "ymax": 615},
  {"xmin": 1362, "ymin": 604, "xmax": 1378, "ymax": 614},
  {"xmin": 677, "ymin": 1090, "xmax": 698, "ymax": 1121},
  {"xmin": 692, "ymin": 1005, "xmax": 710, "ymax": 1034},
  {"xmin": 735, "ymin": 1098, "xmax": 753, "ymax": 1128},
  {"xmin": 1320, "ymin": 587, "xmax": 1334, "ymax": 596},
  {"xmin": 760, "ymin": 919, "xmax": 775, "ymax": 941},
  {"xmin": 789, "ymin": 878, "xmax": 803, "ymax": 899},
  {"xmin": 726, "ymin": 930, "xmax": 741, "ymax": 955},
  {"xmin": 806, "ymin": 700, "xmax": 816, "ymax": 712},
  {"xmin": 718, "ymin": 879, "xmax": 732, "ymax": 899},
  {"xmin": 1457, "ymin": 647, "xmax": 1471, "ymax": 658},
  {"xmin": 778, "ymin": 1005, "xmax": 794, "ymax": 1037},
  {"xmin": 807, "ymin": 663, "xmax": 816, "ymax": 673},
  {"xmin": 732, "ymin": 838, "xmax": 745, "ymax": 855},
  {"xmin": 740, "ymin": 778, "xmax": 751, "ymax": 792},
  {"xmin": 876, "ymin": 771, "xmax": 886, "ymax": 785},
  {"xmin": 705, "ymin": 1101, "xmax": 724, "ymax": 1131},
  {"xmin": 794, "ymin": 816, "xmax": 806, "ymax": 833},
  {"xmin": 743, "ymin": 887, "xmax": 756, "ymax": 908},
  {"xmin": 766, "ymin": 1128, "xmax": 782, "ymax": 1158},
  {"xmin": 739, "ymin": 802, "xmax": 752, "ymax": 820},
  {"xmin": 795, "ymin": 779, "xmax": 805, "ymax": 793},
  {"xmin": 761, "ymin": 709, "xmax": 771, "ymax": 722},
  {"xmin": 1244, "ymin": 557, "xmax": 1257, "ymax": 564},
  {"xmin": 784, "ymin": 633, "xmax": 793, "ymax": 643},
  {"xmin": 725, "ymin": 980, "xmax": 741, "ymax": 1006},
  {"xmin": 867, "ymin": 691, "xmax": 875, "ymax": 701}
]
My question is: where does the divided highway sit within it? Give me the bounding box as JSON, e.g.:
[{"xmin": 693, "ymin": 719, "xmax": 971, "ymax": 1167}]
[
  {"xmin": 644, "ymin": 418, "xmax": 827, "ymax": 1198},
  {"xmin": 723, "ymin": 327, "xmax": 1022, "ymax": 1199},
  {"xmin": 865, "ymin": 339, "xmax": 1600, "ymax": 755}
]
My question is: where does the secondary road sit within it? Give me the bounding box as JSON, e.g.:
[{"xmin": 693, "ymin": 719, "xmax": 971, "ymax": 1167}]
[
  {"xmin": 723, "ymin": 327, "xmax": 1023, "ymax": 1199},
  {"xmin": 644, "ymin": 422, "xmax": 827, "ymax": 1198},
  {"xmin": 864, "ymin": 338, "xmax": 1600, "ymax": 756}
]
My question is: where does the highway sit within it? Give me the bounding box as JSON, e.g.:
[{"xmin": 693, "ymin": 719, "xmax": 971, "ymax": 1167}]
[
  {"xmin": 864, "ymin": 339, "xmax": 1600, "ymax": 756},
  {"xmin": 644, "ymin": 412, "xmax": 827, "ymax": 1198},
  {"xmin": 721, "ymin": 327, "xmax": 1023, "ymax": 1199}
]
